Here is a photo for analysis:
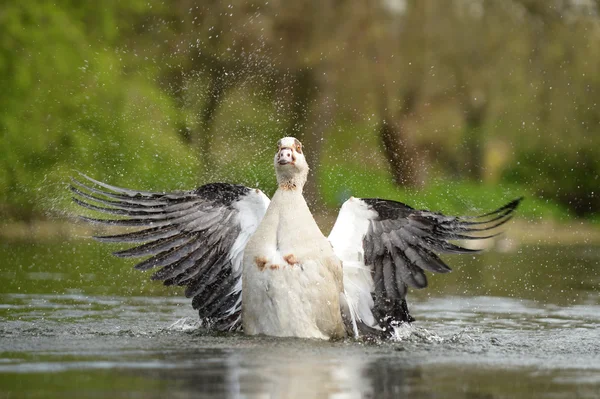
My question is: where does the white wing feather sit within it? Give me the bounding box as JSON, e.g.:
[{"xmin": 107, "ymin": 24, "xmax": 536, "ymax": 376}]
[{"xmin": 328, "ymin": 198, "xmax": 379, "ymax": 335}]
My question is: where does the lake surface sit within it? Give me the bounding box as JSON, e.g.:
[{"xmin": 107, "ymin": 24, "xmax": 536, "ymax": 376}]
[{"xmin": 1, "ymin": 239, "xmax": 599, "ymax": 398}]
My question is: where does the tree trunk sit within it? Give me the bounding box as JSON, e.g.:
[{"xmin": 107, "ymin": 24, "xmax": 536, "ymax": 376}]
[
  {"xmin": 368, "ymin": 0, "xmax": 428, "ymax": 189},
  {"xmin": 379, "ymin": 118, "xmax": 421, "ymax": 188},
  {"xmin": 301, "ymin": 72, "xmax": 334, "ymax": 213},
  {"xmin": 160, "ymin": 51, "xmax": 236, "ymax": 182},
  {"xmin": 378, "ymin": 88, "xmax": 422, "ymax": 188},
  {"xmin": 462, "ymin": 100, "xmax": 488, "ymax": 181},
  {"xmin": 287, "ymin": 69, "xmax": 314, "ymax": 139},
  {"xmin": 283, "ymin": 67, "xmax": 332, "ymax": 212},
  {"xmin": 450, "ymin": 60, "xmax": 489, "ymax": 182},
  {"xmin": 197, "ymin": 68, "xmax": 231, "ymax": 180}
]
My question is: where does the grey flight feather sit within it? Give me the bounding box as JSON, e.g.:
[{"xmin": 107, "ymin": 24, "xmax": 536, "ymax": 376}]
[
  {"xmin": 70, "ymin": 172, "xmax": 267, "ymax": 332},
  {"xmin": 359, "ymin": 196, "xmax": 522, "ymax": 329}
]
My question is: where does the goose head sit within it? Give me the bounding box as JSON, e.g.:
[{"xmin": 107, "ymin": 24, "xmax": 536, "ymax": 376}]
[{"xmin": 274, "ymin": 137, "xmax": 309, "ymax": 191}]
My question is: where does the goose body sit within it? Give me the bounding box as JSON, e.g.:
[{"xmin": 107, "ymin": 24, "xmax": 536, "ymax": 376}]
[
  {"xmin": 242, "ymin": 189, "xmax": 345, "ymax": 339},
  {"xmin": 71, "ymin": 136, "xmax": 522, "ymax": 340}
]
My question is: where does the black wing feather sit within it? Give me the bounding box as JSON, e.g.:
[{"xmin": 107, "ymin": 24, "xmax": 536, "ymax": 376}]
[
  {"xmin": 71, "ymin": 172, "xmax": 264, "ymax": 332},
  {"xmin": 361, "ymin": 197, "xmax": 522, "ymax": 329}
]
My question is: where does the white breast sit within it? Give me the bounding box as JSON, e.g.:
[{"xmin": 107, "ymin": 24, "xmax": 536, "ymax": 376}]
[{"xmin": 241, "ymin": 189, "xmax": 346, "ymax": 339}]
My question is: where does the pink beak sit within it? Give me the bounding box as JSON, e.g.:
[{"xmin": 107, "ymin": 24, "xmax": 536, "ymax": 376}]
[{"xmin": 277, "ymin": 148, "xmax": 294, "ymax": 165}]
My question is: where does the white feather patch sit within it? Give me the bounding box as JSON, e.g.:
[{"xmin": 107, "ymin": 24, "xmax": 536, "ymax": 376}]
[
  {"xmin": 329, "ymin": 198, "xmax": 379, "ymax": 329},
  {"xmin": 223, "ymin": 189, "xmax": 270, "ymax": 315},
  {"xmin": 231, "ymin": 189, "xmax": 270, "ymax": 274}
]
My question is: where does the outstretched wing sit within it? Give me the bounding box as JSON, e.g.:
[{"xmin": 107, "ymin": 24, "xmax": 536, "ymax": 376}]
[
  {"xmin": 329, "ymin": 196, "xmax": 522, "ymax": 336},
  {"xmin": 71, "ymin": 173, "xmax": 270, "ymax": 331}
]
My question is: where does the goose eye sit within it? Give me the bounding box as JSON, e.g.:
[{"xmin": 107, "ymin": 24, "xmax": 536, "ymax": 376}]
[{"xmin": 296, "ymin": 144, "xmax": 302, "ymax": 154}]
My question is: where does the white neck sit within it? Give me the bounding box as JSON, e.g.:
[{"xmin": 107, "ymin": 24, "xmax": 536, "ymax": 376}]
[
  {"xmin": 276, "ymin": 169, "xmax": 308, "ymax": 192},
  {"xmin": 267, "ymin": 185, "xmax": 326, "ymax": 252}
]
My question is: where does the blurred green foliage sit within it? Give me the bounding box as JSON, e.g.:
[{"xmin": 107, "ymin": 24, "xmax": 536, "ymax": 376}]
[
  {"xmin": 0, "ymin": 1, "xmax": 202, "ymax": 221},
  {"xmin": 1, "ymin": 0, "xmax": 599, "ymax": 223}
]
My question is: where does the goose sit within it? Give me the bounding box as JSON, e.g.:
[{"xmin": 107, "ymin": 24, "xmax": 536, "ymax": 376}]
[{"xmin": 71, "ymin": 137, "xmax": 521, "ymax": 340}]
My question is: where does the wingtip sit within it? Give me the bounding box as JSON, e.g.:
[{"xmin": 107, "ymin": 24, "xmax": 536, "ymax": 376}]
[
  {"xmin": 70, "ymin": 177, "xmax": 101, "ymax": 197},
  {"xmin": 70, "ymin": 172, "xmax": 97, "ymax": 190},
  {"xmin": 92, "ymin": 234, "xmax": 114, "ymax": 243},
  {"xmin": 71, "ymin": 196, "xmax": 88, "ymax": 207},
  {"xmin": 467, "ymin": 196, "xmax": 524, "ymax": 221},
  {"xmin": 112, "ymin": 248, "xmax": 138, "ymax": 258},
  {"xmin": 78, "ymin": 215, "xmax": 104, "ymax": 225},
  {"xmin": 495, "ymin": 196, "xmax": 524, "ymax": 214},
  {"xmin": 509, "ymin": 196, "xmax": 525, "ymax": 208},
  {"xmin": 497, "ymin": 196, "xmax": 523, "ymax": 216}
]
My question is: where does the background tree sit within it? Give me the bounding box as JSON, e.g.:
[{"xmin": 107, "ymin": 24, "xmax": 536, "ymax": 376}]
[{"xmin": 1, "ymin": 0, "xmax": 599, "ymax": 221}]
